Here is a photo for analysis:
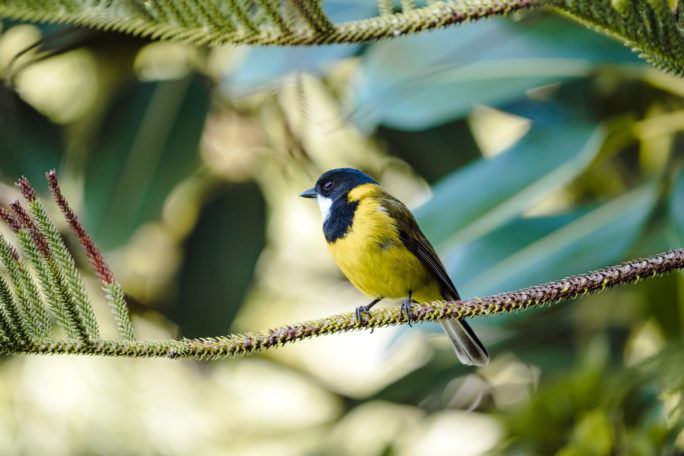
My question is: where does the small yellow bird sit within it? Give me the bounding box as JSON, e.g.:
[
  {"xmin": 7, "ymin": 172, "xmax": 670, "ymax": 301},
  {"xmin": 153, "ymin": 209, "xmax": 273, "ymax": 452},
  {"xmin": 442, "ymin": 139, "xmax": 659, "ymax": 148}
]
[{"xmin": 301, "ymin": 168, "xmax": 489, "ymax": 366}]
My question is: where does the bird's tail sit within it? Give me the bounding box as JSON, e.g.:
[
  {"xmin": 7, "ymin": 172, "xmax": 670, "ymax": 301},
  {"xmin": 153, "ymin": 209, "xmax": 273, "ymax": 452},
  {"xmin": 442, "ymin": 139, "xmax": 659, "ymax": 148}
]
[{"xmin": 440, "ymin": 319, "xmax": 489, "ymax": 367}]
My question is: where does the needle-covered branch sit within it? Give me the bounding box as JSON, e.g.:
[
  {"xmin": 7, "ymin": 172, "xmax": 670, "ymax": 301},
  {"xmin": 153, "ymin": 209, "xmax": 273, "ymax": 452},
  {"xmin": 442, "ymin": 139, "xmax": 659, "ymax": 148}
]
[
  {"xmin": 0, "ymin": 249, "xmax": 680, "ymax": 360},
  {"xmin": 2, "ymin": 1, "xmax": 684, "ymax": 74},
  {"xmin": 0, "ymin": 171, "xmax": 680, "ymax": 360}
]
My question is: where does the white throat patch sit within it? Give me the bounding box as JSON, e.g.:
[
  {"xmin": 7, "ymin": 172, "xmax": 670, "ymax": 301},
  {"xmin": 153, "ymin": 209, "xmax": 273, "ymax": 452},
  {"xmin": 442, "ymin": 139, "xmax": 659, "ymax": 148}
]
[{"xmin": 316, "ymin": 195, "xmax": 333, "ymax": 221}]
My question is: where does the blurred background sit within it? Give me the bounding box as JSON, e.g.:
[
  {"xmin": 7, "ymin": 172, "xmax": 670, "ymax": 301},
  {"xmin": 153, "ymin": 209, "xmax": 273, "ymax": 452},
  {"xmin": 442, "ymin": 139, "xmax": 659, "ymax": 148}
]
[{"xmin": 0, "ymin": 4, "xmax": 683, "ymax": 455}]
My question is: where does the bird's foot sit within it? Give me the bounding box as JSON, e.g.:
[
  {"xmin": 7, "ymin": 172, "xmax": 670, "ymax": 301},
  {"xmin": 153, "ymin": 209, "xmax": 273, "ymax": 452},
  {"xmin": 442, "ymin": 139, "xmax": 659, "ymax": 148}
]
[
  {"xmin": 355, "ymin": 305, "xmax": 372, "ymax": 324},
  {"xmin": 400, "ymin": 298, "xmax": 415, "ymax": 326},
  {"xmin": 355, "ymin": 298, "xmax": 382, "ymax": 325}
]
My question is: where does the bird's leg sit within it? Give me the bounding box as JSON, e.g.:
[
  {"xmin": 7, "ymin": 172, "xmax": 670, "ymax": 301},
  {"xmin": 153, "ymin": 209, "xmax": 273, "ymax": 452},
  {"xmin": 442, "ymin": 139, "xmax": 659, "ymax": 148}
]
[
  {"xmin": 355, "ymin": 298, "xmax": 382, "ymax": 324},
  {"xmin": 400, "ymin": 292, "xmax": 415, "ymax": 326}
]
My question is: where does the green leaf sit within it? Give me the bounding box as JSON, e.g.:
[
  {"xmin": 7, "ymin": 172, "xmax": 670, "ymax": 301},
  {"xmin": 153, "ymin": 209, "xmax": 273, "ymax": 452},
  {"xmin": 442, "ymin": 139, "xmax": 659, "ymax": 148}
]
[
  {"xmin": 83, "ymin": 76, "xmax": 209, "ymax": 249},
  {"xmin": 415, "ymin": 115, "xmax": 603, "ymax": 248},
  {"xmin": 353, "ymin": 16, "xmax": 640, "ymax": 130},
  {"xmin": 0, "ymin": 86, "xmax": 63, "ymax": 190},
  {"xmin": 669, "ymin": 168, "xmax": 684, "ymax": 246},
  {"xmin": 446, "ymin": 181, "xmax": 659, "ymax": 298},
  {"xmin": 168, "ymin": 182, "xmax": 266, "ymax": 338},
  {"xmin": 375, "ymin": 120, "xmax": 482, "ymax": 184},
  {"xmin": 227, "ymin": 44, "xmax": 358, "ymax": 94}
]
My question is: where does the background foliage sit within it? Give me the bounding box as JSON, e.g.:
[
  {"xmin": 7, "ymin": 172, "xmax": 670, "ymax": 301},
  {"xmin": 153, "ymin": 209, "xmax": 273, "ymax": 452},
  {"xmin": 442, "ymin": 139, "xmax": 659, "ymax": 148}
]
[{"xmin": 0, "ymin": 3, "xmax": 683, "ymax": 455}]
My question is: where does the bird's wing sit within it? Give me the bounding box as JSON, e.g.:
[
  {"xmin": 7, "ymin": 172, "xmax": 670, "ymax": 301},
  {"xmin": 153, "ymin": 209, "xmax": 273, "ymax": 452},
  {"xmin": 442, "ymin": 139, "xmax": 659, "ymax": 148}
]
[
  {"xmin": 379, "ymin": 192, "xmax": 489, "ymax": 366},
  {"xmin": 378, "ymin": 194, "xmax": 460, "ymax": 301}
]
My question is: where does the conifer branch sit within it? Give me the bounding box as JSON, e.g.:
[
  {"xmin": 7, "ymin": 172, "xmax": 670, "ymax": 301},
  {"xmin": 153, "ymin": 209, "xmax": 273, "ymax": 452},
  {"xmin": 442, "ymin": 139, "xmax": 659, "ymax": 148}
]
[
  {"xmin": 173, "ymin": 248, "xmax": 684, "ymax": 359},
  {"xmin": 547, "ymin": 0, "xmax": 684, "ymax": 75},
  {"xmin": 21, "ymin": 188, "xmax": 102, "ymax": 341},
  {"xmin": 0, "ymin": 302, "xmax": 18, "ymax": 344},
  {"xmin": 0, "ymin": 208, "xmax": 56, "ymax": 338},
  {"xmin": 0, "ymin": 172, "xmax": 680, "ymax": 360},
  {"xmin": 2, "ymin": 0, "xmax": 684, "ymax": 73},
  {"xmin": 0, "ymin": 0, "xmax": 534, "ymax": 46},
  {"xmin": 0, "ymin": 236, "xmax": 44, "ymax": 340},
  {"xmin": 0, "ymin": 274, "xmax": 31, "ymax": 344},
  {"xmin": 46, "ymin": 171, "xmax": 135, "ymax": 341},
  {"xmin": 16, "ymin": 197, "xmax": 101, "ymax": 341},
  {"xmin": 17, "ymin": 228, "xmax": 76, "ymax": 339},
  {"xmin": 9, "ymin": 200, "xmax": 93, "ymax": 343},
  {"xmin": 0, "ymin": 248, "xmax": 679, "ymax": 359}
]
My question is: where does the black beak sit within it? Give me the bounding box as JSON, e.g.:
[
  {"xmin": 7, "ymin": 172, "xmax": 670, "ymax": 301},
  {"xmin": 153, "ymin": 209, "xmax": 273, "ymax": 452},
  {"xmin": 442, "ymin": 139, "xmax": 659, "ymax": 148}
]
[{"xmin": 300, "ymin": 188, "xmax": 317, "ymax": 198}]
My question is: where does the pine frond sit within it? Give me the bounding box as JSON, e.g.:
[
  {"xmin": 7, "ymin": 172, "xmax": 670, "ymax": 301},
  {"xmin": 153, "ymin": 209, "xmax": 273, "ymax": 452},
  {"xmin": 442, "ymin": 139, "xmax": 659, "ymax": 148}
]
[
  {"xmin": 16, "ymin": 228, "xmax": 80, "ymax": 340},
  {"xmin": 46, "ymin": 171, "xmax": 135, "ymax": 341},
  {"xmin": 0, "ymin": 274, "xmax": 31, "ymax": 344},
  {"xmin": 0, "ymin": 0, "xmax": 534, "ymax": 46},
  {"xmin": 0, "ymin": 236, "xmax": 46, "ymax": 340},
  {"xmin": 16, "ymin": 191, "xmax": 102, "ymax": 341},
  {"xmin": 546, "ymin": 0, "xmax": 684, "ymax": 75},
  {"xmin": 16, "ymin": 181, "xmax": 99, "ymax": 341},
  {"xmin": 2, "ymin": 0, "xmax": 684, "ymax": 73}
]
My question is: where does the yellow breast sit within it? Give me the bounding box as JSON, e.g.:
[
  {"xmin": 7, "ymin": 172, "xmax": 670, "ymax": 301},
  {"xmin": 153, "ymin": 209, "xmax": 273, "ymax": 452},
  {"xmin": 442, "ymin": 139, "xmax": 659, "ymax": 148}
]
[{"xmin": 326, "ymin": 184, "xmax": 442, "ymax": 302}]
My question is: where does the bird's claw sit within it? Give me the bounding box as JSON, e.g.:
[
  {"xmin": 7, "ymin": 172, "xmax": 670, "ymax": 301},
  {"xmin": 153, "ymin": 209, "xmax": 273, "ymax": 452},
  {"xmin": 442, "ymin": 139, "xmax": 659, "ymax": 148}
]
[
  {"xmin": 355, "ymin": 305, "xmax": 371, "ymax": 324},
  {"xmin": 400, "ymin": 298, "xmax": 414, "ymax": 326}
]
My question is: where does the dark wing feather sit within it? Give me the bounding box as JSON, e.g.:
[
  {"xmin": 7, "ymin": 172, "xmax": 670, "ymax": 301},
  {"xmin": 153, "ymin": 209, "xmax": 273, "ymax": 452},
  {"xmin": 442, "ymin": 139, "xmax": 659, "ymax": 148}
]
[
  {"xmin": 378, "ymin": 194, "xmax": 460, "ymax": 301},
  {"xmin": 379, "ymin": 192, "xmax": 489, "ymax": 367}
]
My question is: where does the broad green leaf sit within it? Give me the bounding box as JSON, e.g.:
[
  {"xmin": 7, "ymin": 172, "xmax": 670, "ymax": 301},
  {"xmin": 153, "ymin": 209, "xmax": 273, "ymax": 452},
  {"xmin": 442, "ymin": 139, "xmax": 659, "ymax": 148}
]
[
  {"xmin": 83, "ymin": 76, "xmax": 209, "ymax": 249},
  {"xmin": 415, "ymin": 117, "xmax": 603, "ymax": 248},
  {"xmin": 669, "ymin": 169, "xmax": 684, "ymax": 246},
  {"xmin": 223, "ymin": 0, "xmax": 373, "ymax": 94},
  {"xmin": 0, "ymin": 85, "xmax": 63, "ymax": 191},
  {"xmin": 353, "ymin": 16, "xmax": 641, "ymax": 130},
  {"xmin": 168, "ymin": 183, "xmax": 266, "ymax": 338},
  {"xmin": 446, "ymin": 181, "xmax": 658, "ymax": 298},
  {"xmin": 400, "ymin": 182, "xmax": 656, "ymax": 356},
  {"xmin": 375, "ymin": 120, "xmax": 481, "ymax": 183},
  {"xmin": 226, "ymin": 44, "xmax": 358, "ymax": 95}
]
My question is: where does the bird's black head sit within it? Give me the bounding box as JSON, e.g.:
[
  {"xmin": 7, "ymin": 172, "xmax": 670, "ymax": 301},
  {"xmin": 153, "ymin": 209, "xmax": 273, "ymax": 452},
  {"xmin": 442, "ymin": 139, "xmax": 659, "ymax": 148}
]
[{"xmin": 300, "ymin": 168, "xmax": 377, "ymax": 201}]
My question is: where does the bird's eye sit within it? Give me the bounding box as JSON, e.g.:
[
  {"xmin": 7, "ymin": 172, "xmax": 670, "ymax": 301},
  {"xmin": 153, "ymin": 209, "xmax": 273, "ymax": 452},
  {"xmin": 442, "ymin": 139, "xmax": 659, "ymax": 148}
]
[{"xmin": 323, "ymin": 181, "xmax": 334, "ymax": 191}]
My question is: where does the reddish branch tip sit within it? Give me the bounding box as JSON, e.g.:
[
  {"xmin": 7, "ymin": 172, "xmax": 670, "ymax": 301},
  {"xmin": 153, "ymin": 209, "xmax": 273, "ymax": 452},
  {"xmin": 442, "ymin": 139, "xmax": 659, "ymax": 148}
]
[
  {"xmin": 9, "ymin": 200, "xmax": 51, "ymax": 257},
  {"xmin": 46, "ymin": 170, "xmax": 58, "ymax": 190},
  {"xmin": 16, "ymin": 176, "xmax": 37, "ymax": 202},
  {"xmin": 0, "ymin": 207, "xmax": 21, "ymax": 233},
  {"xmin": 46, "ymin": 170, "xmax": 115, "ymax": 284}
]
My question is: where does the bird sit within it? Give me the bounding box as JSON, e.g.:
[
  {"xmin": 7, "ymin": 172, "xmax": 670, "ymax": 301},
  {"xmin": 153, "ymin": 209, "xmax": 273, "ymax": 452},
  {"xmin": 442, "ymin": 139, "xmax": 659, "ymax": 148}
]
[{"xmin": 300, "ymin": 168, "xmax": 489, "ymax": 366}]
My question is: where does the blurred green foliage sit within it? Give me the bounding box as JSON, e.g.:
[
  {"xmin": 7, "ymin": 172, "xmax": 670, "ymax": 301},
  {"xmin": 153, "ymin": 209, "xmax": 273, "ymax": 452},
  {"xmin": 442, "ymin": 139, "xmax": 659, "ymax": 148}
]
[
  {"xmin": 84, "ymin": 76, "xmax": 210, "ymax": 249},
  {"xmin": 0, "ymin": 9, "xmax": 683, "ymax": 456}
]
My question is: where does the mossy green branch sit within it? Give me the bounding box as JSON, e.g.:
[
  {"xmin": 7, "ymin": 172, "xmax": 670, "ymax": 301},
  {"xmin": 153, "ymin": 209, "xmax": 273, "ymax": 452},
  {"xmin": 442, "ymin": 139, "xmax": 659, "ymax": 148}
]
[{"xmin": 0, "ymin": 248, "xmax": 680, "ymax": 360}]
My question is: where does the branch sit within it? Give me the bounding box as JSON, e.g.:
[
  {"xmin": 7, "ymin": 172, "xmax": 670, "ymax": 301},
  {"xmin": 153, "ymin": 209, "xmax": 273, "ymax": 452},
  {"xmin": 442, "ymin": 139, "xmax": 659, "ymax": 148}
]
[
  {"xmin": 3, "ymin": 1, "xmax": 684, "ymax": 73},
  {"xmin": 0, "ymin": 248, "xmax": 680, "ymax": 360},
  {"xmin": 46, "ymin": 171, "xmax": 135, "ymax": 341},
  {"xmin": 0, "ymin": 0, "xmax": 535, "ymax": 46},
  {"xmin": 0, "ymin": 171, "xmax": 680, "ymax": 360},
  {"xmin": 547, "ymin": 0, "xmax": 684, "ymax": 75}
]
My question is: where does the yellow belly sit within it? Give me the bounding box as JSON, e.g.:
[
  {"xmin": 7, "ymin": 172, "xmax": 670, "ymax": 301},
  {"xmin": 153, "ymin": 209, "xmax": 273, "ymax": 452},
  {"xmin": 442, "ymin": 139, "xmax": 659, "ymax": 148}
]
[{"xmin": 326, "ymin": 196, "xmax": 442, "ymax": 303}]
